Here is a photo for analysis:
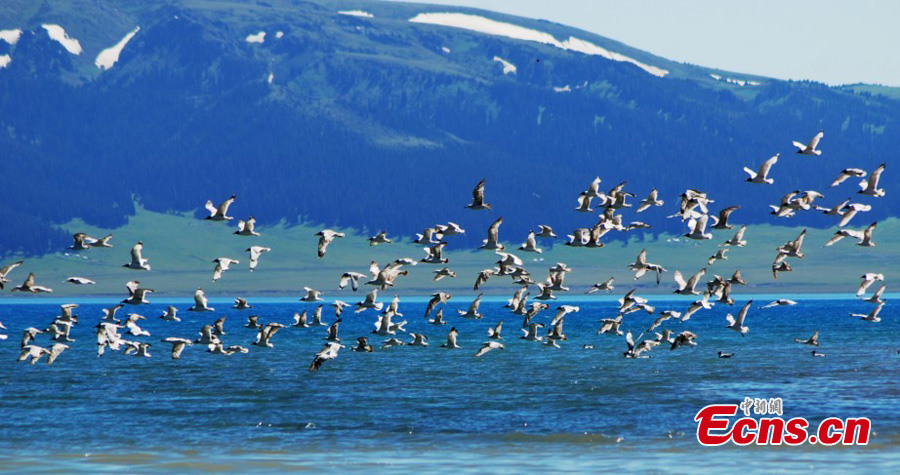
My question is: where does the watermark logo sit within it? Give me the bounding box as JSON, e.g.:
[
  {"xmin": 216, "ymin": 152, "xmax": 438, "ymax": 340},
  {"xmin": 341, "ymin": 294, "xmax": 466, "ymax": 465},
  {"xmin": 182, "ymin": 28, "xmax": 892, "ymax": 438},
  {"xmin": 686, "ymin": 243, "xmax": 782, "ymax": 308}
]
[{"xmin": 695, "ymin": 398, "xmax": 871, "ymax": 446}]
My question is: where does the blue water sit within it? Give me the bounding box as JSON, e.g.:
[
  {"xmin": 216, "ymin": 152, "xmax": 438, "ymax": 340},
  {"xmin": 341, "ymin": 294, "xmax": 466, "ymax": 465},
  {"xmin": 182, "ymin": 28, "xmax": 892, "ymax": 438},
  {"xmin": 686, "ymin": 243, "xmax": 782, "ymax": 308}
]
[{"xmin": 0, "ymin": 297, "xmax": 897, "ymax": 473}]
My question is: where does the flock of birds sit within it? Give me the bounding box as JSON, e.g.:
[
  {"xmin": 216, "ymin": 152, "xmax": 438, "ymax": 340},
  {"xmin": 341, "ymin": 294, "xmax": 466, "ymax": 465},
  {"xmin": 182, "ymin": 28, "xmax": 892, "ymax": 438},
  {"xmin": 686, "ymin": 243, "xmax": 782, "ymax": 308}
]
[{"xmin": 0, "ymin": 130, "xmax": 890, "ymax": 369}]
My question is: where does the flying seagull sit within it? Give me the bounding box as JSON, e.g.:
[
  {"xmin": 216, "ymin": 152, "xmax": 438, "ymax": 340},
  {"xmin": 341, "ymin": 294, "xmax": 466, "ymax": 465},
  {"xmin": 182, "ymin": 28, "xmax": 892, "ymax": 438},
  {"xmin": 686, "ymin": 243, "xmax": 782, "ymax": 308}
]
[{"xmin": 205, "ymin": 194, "xmax": 236, "ymax": 221}]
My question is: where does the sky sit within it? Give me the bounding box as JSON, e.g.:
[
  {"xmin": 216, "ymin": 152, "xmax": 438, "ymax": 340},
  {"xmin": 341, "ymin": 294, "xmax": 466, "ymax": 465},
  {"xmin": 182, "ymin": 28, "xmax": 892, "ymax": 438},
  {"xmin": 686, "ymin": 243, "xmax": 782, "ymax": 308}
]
[{"xmin": 387, "ymin": 0, "xmax": 900, "ymax": 87}]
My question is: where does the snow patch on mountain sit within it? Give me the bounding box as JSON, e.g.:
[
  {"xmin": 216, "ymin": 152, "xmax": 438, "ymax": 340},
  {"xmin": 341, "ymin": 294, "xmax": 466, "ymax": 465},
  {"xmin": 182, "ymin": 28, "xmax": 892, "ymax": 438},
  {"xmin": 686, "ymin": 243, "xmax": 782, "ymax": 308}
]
[
  {"xmin": 709, "ymin": 73, "xmax": 760, "ymax": 86},
  {"xmin": 245, "ymin": 31, "xmax": 266, "ymax": 43},
  {"xmin": 95, "ymin": 27, "xmax": 140, "ymax": 70},
  {"xmin": 0, "ymin": 29, "xmax": 22, "ymax": 45},
  {"xmin": 493, "ymin": 56, "xmax": 516, "ymax": 75},
  {"xmin": 338, "ymin": 10, "xmax": 374, "ymax": 18},
  {"xmin": 41, "ymin": 24, "xmax": 82, "ymax": 55},
  {"xmin": 409, "ymin": 13, "xmax": 668, "ymax": 77}
]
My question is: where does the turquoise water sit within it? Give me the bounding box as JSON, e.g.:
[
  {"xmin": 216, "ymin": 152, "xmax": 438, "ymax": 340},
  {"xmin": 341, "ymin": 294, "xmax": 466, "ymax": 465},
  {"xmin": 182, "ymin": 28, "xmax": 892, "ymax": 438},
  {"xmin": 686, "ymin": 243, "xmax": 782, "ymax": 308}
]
[{"xmin": 0, "ymin": 297, "xmax": 897, "ymax": 472}]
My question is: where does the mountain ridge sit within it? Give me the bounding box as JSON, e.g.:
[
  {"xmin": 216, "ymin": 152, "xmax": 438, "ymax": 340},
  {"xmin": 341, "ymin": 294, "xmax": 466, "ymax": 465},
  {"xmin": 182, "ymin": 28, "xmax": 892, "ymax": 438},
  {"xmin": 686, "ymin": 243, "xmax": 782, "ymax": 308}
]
[{"xmin": 0, "ymin": 0, "xmax": 896, "ymax": 257}]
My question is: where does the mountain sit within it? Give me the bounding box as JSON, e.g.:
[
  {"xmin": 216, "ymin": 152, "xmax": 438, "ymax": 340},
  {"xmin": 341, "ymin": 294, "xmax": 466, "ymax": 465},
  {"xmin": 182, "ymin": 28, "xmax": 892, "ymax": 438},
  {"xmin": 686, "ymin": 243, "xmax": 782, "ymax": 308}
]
[{"xmin": 0, "ymin": 0, "xmax": 896, "ymax": 257}]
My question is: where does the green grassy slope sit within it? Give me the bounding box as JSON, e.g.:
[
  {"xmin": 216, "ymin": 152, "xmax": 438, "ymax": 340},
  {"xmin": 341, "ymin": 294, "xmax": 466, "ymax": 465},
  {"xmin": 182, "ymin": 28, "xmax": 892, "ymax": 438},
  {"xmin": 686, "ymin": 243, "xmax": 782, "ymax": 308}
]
[{"xmin": 2, "ymin": 206, "xmax": 894, "ymax": 299}]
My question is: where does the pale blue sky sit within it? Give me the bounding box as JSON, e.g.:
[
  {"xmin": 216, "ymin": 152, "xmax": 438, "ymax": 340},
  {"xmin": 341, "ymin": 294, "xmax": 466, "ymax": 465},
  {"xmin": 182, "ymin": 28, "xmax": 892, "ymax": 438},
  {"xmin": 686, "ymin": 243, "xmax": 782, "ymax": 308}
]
[{"xmin": 388, "ymin": 0, "xmax": 900, "ymax": 86}]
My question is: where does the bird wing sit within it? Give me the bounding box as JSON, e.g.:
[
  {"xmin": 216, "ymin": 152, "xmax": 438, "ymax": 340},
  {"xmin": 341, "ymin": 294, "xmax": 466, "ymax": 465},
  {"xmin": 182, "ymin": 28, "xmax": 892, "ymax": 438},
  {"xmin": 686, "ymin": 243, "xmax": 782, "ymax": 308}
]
[
  {"xmin": 472, "ymin": 179, "xmax": 486, "ymax": 205},
  {"xmin": 217, "ymin": 195, "xmax": 235, "ymax": 215},
  {"xmin": 758, "ymin": 154, "xmax": 778, "ymax": 177},
  {"xmin": 673, "ymin": 271, "xmax": 687, "ymax": 290},
  {"xmin": 736, "ymin": 301, "xmax": 751, "ymax": 326},
  {"xmin": 808, "ymin": 131, "xmax": 824, "ymax": 150},
  {"xmin": 487, "ymin": 217, "xmax": 503, "ymax": 241}
]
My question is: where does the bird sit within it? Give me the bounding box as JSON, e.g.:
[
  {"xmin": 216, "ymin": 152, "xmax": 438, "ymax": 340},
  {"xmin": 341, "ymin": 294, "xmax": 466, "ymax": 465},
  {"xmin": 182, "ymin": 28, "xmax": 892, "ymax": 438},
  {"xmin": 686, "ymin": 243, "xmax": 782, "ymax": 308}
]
[
  {"xmin": 862, "ymin": 284, "xmax": 886, "ymax": 304},
  {"xmin": 432, "ymin": 267, "xmax": 456, "ymax": 282},
  {"xmin": 332, "ymin": 300, "xmax": 350, "ymax": 317},
  {"xmin": 587, "ymin": 277, "xmax": 615, "ymax": 293},
  {"xmin": 0, "ymin": 260, "xmax": 24, "ymax": 289},
  {"xmin": 188, "ymin": 288, "xmax": 215, "ymax": 312},
  {"xmin": 474, "ymin": 341, "xmax": 504, "ymax": 357},
  {"xmin": 772, "ymin": 253, "xmax": 793, "ymax": 279},
  {"xmin": 309, "ymin": 342, "xmax": 344, "ymax": 371},
  {"xmin": 315, "ymin": 230, "xmax": 345, "ymax": 258},
  {"xmin": 762, "ymin": 299, "xmax": 797, "ymax": 308},
  {"xmin": 623, "ymin": 331, "xmax": 658, "ymax": 358},
  {"xmin": 425, "ymin": 292, "xmax": 451, "ymax": 317},
  {"xmin": 212, "ymin": 257, "xmax": 239, "ymax": 282},
  {"xmin": 421, "ymin": 242, "xmax": 449, "ymax": 264},
  {"xmin": 710, "ymin": 206, "xmax": 740, "ymax": 230},
  {"xmin": 718, "ymin": 351, "xmax": 734, "ymax": 358},
  {"xmin": 636, "ymin": 188, "xmax": 664, "ymax": 213},
  {"xmin": 123, "ymin": 241, "xmax": 151, "ymax": 270},
  {"xmin": 18, "ymin": 345, "xmax": 51, "ymax": 364},
  {"xmin": 744, "ymin": 154, "xmax": 779, "ymax": 184},
  {"xmin": 518, "ymin": 231, "xmax": 542, "ymax": 253},
  {"xmin": 857, "ymin": 163, "xmax": 885, "ymax": 197},
  {"xmin": 853, "ymin": 302, "xmax": 884, "ymax": 323},
  {"xmin": 812, "ymin": 350, "xmax": 826, "ymax": 357},
  {"xmin": 292, "ymin": 311, "xmax": 309, "ymax": 328},
  {"xmin": 479, "ymin": 217, "xmax": 505, "ymax": 251},
  {"xmin": 648, "ymin": 311, "xmax": 681, "ymax": 331},
  {"xmin": 458, "ymin": 293, "xmax": 484, "ymax": 319},
  {"xmin": 121, "ymin": 280, "xmax": 153, "ymax": 305},
  {"xmin": 574, "ymin": 194, "xmax": 594, "ymax": 212},
  {"xmin": 102, "ymin": 304, "xmax": 123, "ymax": 322},
  {"xmin": 534, "ymin": 225, "xmax": 556, "ymax": 238},
  {"xmin": 778, "ymin": 229, "xmax": 807, "ymax": 258},
  {"xmin": 213, "ymin": 316, "xmax": 226, "ymax": 336},
  {"xmin": 597, "ymin": 316, "xmax": 623, "ymax": 336},
  {"xmin": 465, "ymin": 179, "xmax": 491, "ymax": 210},
  {"xmin": 487, "ymin": 320, "xmax": 503, "ymax": 340},
  {"xmin": 65, "ymin": 276, "xmax": 95, "ymax": 285},
  {"xmin": 792, "ymin": 130, "xmax": 824, "ymax": 155},
  {"xmin": 245, "ymin": 246, "xmax": 271, "ymax": 272},
  {"xmin": 684, "ymin": 214, "xmax": 713, "ymax": 241},
  {"xmin": 725, "ymin": 301, "xmax": 752, "ymax": 336},
  {"xmin": 428, "ymin": 308, "xmax": 447, "ymax": 325},
  {"xmin": 722, "ymin": 225, "xmax": 747, "ymax": 247},
  {"xmin": 707, "ymin": 248, "xmax": 729, "ymax": 266},
  {"xmin": 124, "ymin": 313, "xmax": 150, "ymax": 337},
  {"xmin": 301, "ymin": 287, "xmax": 323, "ymax": 302},
  {"xmin": 441, "ymin": 327, "xmax": 460, "ymax": 348},
  {"xmin": 629, "ymin": 249, "xmax": 666, "ymax": 284},
  {"xmin": 352, "ymin": 337, "xmax": 373, "ymax": 352},
  {"xmin": 355, "ymin": 289, "xmax": 384, "ymax": 313},
  {"xmin": 254, "ymin": 322, "xmax": 285, "ymax": 347},
  {"xmin": 825, "ymin": 222, "xmax": 878, "ymax": 247},
  {"xmin": 70, "ymin": 233, "xmax": 93, "ymax": 251},
  {"xmin": 795, "ymin": 331, "xmax": 819, "ymax": 346},
  {"xmin": 124, "ymin": 341, "xmax": 153, "ymax": 358},
  {"xmin": 324, "ymin": 318, "xmax": 341, "ymax": 342},
  {"xmin": 521, "ymin": 322, "xmax": 545, "ymax": 342},
  {"xmin": 245, "ymin": 315, "xmax": 261, "ymax": 329},
  {"xmin": 368, "ymin": 231, "xmax": 392, "ymax": 245},
  {"xmin": 837, "ymin": 203, "xmax": 871, "ymax": 227},
  {"xmin": 409, "ymin": 333, "xmax": 429, "ymax": 347},
  {"xmin": 232, "ymin": 297, "xmax": 252, "ymax": 310},
  {"xmin": 204, "ymin": 194, "xmax": 236, "ymax": 221},
  {"xmin": 310, "ymin": 306, "xmax": 327, "ymax": 326},
  {"xmin": 162, "ymin": 338, "xmax": 193, "ymax": 359},
  {"xmin": 11, "ymin": 273, "xmax": 53, "ymax": 293},
  {"xmin": 673, "ymin": 268, "xmax": 706, "ymax": 295},
  {"xmin": 831, "ymin": 168, "xmax": 867, "ymax": 187},
  {"xmin": 382, "ymin": 337, "xmax": 405, "ymax": 348},
  {"xmin": 670, "ymin": 331, "xmax": 698, "ymax": 350},
  {"xmin": 90, "ymin": 234, "xmax": 114, "ymax": 248},
  {"xmin": 159, "ymin": 306, "xmax": 180, "ymax": 322},
  {"xmin": 233, "ymin": 217, "xmax": 260, "ymax": 236}
]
